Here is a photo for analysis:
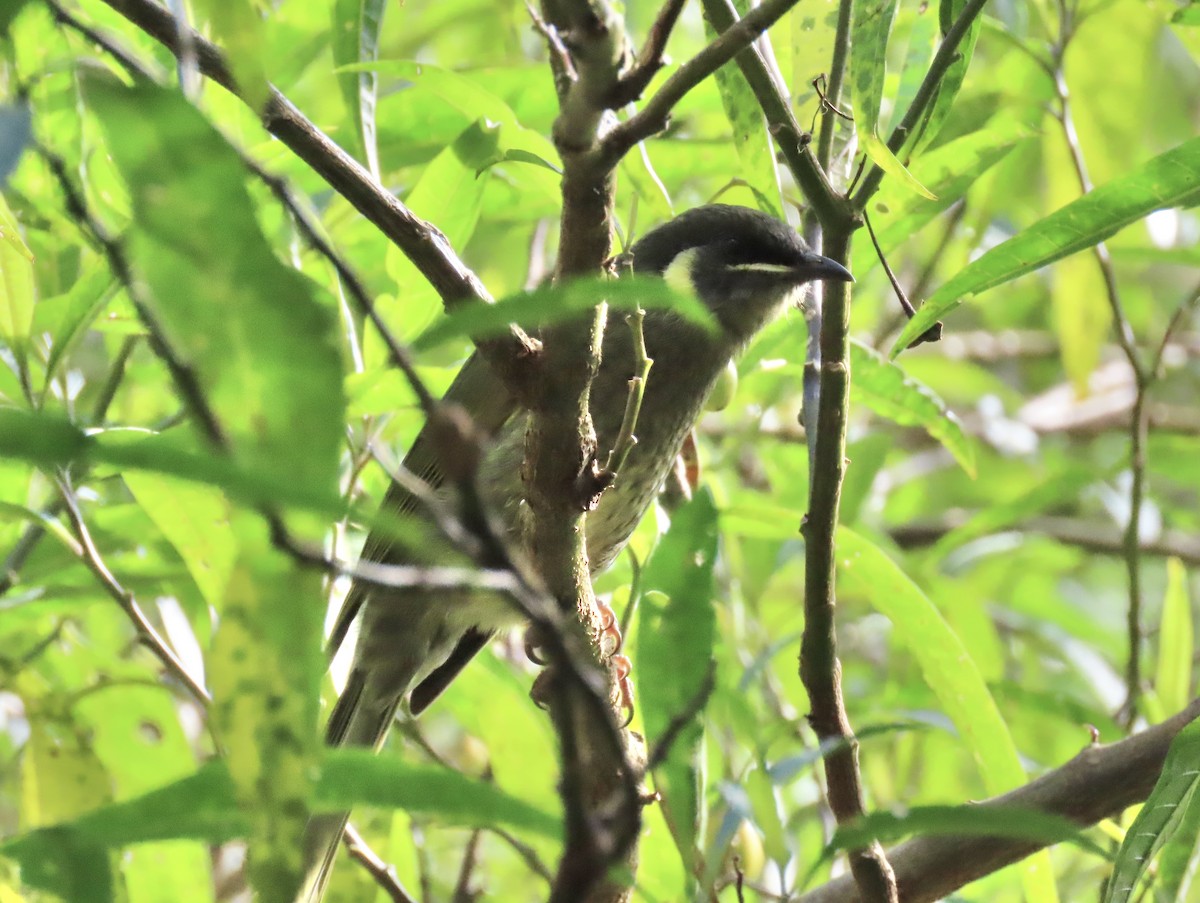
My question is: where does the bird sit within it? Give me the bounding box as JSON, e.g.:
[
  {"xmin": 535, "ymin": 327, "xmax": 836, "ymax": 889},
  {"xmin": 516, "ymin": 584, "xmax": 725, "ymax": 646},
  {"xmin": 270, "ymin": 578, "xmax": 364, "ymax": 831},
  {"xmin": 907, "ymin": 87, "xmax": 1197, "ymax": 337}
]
[{"xmin": 299, "ymin": 204, "xmax": 854, "ymax": 900}]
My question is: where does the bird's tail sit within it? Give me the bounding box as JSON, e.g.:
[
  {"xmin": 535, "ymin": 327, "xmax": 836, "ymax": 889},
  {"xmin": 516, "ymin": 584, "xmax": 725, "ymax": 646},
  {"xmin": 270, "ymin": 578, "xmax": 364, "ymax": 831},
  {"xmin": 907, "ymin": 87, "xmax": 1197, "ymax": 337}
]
[{"xmin": 297, "ymin": 669, "xmax": 401, "ymax": 903}]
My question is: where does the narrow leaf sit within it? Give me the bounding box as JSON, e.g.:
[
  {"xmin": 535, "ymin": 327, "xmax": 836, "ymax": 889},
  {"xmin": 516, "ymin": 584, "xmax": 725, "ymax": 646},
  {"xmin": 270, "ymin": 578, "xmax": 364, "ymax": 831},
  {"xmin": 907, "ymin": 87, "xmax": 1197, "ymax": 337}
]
[
  {"xmin": 0, "ymin": 190, "xmax": 35, "ymax": 353},
  {"xmin": 332, "ymin": 0, "xmax": 386, "ymax": 175},
  {"xmin": 413, "ymin": 276, "xmax": 716, "ymax": 351},
  {"xmin": 639, "ymin": 491, "xmax": 720, "ymax": 873},
  {"xmin": 850, "ymin": 340, "xmax": 975, "ymax": 476},
  {"xmin": 894, "ymin": 136, "xmax": 1200, "ymax": 353},
  {"xmin": 1155, "ymin": 559, "xmax": 1193, "ymax": 717},
  {"xmin": 1104, "ymin": 718, "xmax": 1200, "ymax": 903},
  {"xmin": 836, "ymin": 527, "xmax": 1060, "ymax": 903}
]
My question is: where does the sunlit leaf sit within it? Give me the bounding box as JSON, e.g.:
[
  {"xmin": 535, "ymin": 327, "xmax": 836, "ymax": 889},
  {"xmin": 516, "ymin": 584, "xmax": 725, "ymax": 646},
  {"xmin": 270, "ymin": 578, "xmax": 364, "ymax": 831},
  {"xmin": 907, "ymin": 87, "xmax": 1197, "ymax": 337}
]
[
  {"xmin": 412, "ymin": 275, "xmax": 716, "ymax": 351},
  {"xmin": 705, "ymin": 0, "xmax": 782, "ymax": 217},
  {"xmin": 836, "ymin": 527, "xmax": 1060, "ymax": 903},
  {"xmin": 895, "ymin": 135, "xmax": 1200, "ymax": 353},
  {"xmin": 0, "ymin": 190, "xmax": 34, "ymax": 356},
  {"xmin": 850, "ymin": 340, "xmax": 975, "ymax": 476},
  {"xmin": 84, "ymin": 78, "xmax": 344, "ymax": 498},
  {"xmin": 639, "ymin": 491, "xmax": 719, "ymax": 876},
  {"xmin": 332, "ymin": 0, "xmax": 386, "ymax": 176},
  {"xmin": 1104, "ymin": 717, "xmax": 1200, "ymax": 903},
  {"xmin": 1154, "ymin": 559, "xmax": 1193, "ymax": 717}
]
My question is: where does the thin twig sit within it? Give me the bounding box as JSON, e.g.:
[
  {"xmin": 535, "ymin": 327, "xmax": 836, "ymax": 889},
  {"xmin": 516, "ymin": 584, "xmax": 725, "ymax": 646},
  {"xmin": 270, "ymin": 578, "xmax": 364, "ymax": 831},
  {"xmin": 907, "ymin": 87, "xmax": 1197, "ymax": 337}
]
[
  {"xmin": 56, "ymin": 475, "xmax": 212, "ymax": 705},
  {"xmin": 862, "ymin": 210, "xmax": 942, "ymax": 347},
  {"xmin": 607, "ymin": 0, "xmax": 690, "ymax": 107},
  {"xmin": 244, "ymin": 161, "xmax": 439, "ymax": 418},
  {"xmin": 816, "ymin": 0, "xmax": 854, "ymax": 171},
  {"xmin": 1045, "ymin": 12, "xmax": 1147, "ymax": 726},
  {"xmin": 342, "ymin": 823, "xmax": 418, "ymax": 903},
  {"xmin": 603, "ymin": 0, "xmax": 804, "ymax": 163},
  {"xmin": 599, "ymin": 309, "xmax": 653, "ymax": 478},
  {"xmin": 1150, "ymin": 281, "xmax": 1200, "ymax": 378}
]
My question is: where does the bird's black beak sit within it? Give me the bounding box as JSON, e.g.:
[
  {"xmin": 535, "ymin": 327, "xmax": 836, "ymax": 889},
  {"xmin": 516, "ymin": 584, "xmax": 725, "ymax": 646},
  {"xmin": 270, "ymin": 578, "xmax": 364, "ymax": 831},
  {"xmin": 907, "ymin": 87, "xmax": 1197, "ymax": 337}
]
[{"xmin": 804, "ymin": 254, "xmax": 855, "ymax": 283}]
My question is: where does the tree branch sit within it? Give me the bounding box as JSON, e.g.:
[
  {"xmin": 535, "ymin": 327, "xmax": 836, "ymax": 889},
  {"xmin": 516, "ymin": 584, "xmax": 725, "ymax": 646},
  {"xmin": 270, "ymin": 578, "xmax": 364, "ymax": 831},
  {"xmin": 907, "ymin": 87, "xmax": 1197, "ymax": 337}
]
[
  {"xmin": 801, "ymin": 227, "xmax": 898, "ymax": 902},
  {"xmin": 796, "ymin": 700, "xmax": 1200, "ymax": 903},
  {"xmin": 603, "ymin": 0, "xmax": 804, "ymax": 165},
  {"xmin": 698, "ymin": 0, "xmax": 851, "ymax": 231},
  {"xmin": 94, "ymin": 0, "xmax": 540, "ymax": 398}
]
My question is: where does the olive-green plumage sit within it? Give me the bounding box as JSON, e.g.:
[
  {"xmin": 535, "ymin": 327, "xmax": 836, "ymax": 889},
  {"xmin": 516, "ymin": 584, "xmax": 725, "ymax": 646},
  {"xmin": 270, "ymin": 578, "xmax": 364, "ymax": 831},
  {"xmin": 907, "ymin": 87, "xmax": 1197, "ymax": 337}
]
[{"xmin": 299, "ymin": 205, "xmax": 852, "ymax": 901}]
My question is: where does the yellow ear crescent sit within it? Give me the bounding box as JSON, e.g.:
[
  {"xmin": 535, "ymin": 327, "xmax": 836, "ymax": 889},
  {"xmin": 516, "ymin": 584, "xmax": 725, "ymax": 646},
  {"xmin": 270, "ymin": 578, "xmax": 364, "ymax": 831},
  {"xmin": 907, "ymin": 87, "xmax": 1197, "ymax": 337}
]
[{"xmin": 662, "ymin": 246, "xmax": 700, "ymax": 297}]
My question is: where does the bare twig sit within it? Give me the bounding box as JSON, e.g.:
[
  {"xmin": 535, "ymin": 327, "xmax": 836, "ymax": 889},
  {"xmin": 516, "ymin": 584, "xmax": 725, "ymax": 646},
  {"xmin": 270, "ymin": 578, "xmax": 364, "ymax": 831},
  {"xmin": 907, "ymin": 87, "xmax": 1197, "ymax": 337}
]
[
  {"xmin": 801, "ymin": 223, "xmax": 898, "ymax": 901},
  {"xmin": 56, "ymin": 475, "xmax": 212, "ymax": 705},
  {"xmin": 1150, "ymin": 282, "xmax": 1200, "ymax": 378},
  {"xmin": 889, "ymin": 515, "xmax": 1200, "ymax": 568},
  {"xmin": 607, "ymin": 0, "xmax": 690, "ymax": 107},
  {"xmin": 862, "ymin": 210, "xmax": 942, "ymax": 347},
  {"xmin": 1045, "ymin": 10, "xmax": 1147, "ymax": 726},
  {"xmin": 604, "ymin": 0, "xmax": 804, "ymax": 164},
  {"xmin": 342, "ymin": 823, "xmax": 418, "ymax": 903}
]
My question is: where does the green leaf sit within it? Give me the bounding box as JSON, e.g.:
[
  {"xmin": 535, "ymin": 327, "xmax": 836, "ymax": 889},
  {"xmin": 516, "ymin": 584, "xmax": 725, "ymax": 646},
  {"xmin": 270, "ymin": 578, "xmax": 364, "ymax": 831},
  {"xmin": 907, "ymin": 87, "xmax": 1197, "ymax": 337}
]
[
  {"xmin": 122, "ymin": 471, "xmax": 235, "ymax": 611},
  {"xmin": 209, "ymin": 528, "xmax": 323, "ymax": 903},
  {"xmin": 894, "ymin": 135, "xmax": 1200, "ymax": 353},
  {"xmin": 191, "ymin": 0, "xmax": 270, "ymax": 110},
  {"xmin": 849, "ymin": 0, "xmax": 898, "ymax": 141},
  {"xmin": 705, "ymin": 0, "xmax": 782, "ymax": 217},
  {"xmin": 0, "ymin": 752, "xmax": 559, "ymax": 857},
  {"xmin": 475, "ymin": 147, "xmax": 562, "ymax": 176},
  {"xmin": 84, "ymin": 78, "xmax": 344, "ymax": 498},
  {"xmin": 912, "ymin": 0, "xmax": 984, "ymax": 151},
  {"xmin": 1155, "ymin": 559, "xmax": 1193, "ymax": 718},
  {"xmin": 836, "ymin": 527, "xmax": 1061, "ymax": 903},
  {"xmin": 863, "ymin": 118, "xmax": 1030, "ymax": 257},
  {"xmin": 860, "ymin": 130, "xmax": 937, "ymax": 200},
  {"xmin": 1104, "ymin": 717, "xmax": 1200, "ymax": 903},
  {"xmin": 0, "ymin": 190, "xmax": 35, "ymax": 356},
  {"xmin": 0, "ymin": 410, "xmax": 347, "ymax": 519},
  {"xmin": 316, "ymin": 749, "xmax": 560, "ymax": 837},
  {"xmin": 849, "ymin": 340, "xmax": 975, "ymax": 476},
  {"xmin": 332, "ymin": 0, "xmax": 387, "ymax": 175},
  {"xmin": 412, "ymin": 275, "xmax": 716, "ymax": 351},
  {"xmin": 638, "ymin": 491, "xmax": 720, "ymax": 876},
  {"xmin": 850, "ymin": 0, "xmax": 935, "ymax": 199},
  {"xmin": 31, "ymin": 262, "xmax": 115, "ymax": 392},
  {"xmin": 381, "ymin": 119, "xmax": 498, "ymax": 347}
]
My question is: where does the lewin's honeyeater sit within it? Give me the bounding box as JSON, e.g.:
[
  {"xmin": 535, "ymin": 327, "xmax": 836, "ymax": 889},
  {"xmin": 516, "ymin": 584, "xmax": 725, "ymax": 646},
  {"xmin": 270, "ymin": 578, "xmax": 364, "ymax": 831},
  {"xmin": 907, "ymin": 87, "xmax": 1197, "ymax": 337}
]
[{"xmin": 300, "ymin": 204, "xmax": 854, "ymax": 899}]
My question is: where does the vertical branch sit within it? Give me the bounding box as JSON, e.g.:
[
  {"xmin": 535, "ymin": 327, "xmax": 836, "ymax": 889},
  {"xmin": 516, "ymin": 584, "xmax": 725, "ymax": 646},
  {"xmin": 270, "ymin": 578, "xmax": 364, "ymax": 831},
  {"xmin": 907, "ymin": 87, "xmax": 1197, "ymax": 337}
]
[
  {"xmin": 1047, "ymin": 6, "xmax": 1149, "ymax": 726},
  {"xmin": 800, "ymin": 227, "xmax": 897, "ymax": 903}
]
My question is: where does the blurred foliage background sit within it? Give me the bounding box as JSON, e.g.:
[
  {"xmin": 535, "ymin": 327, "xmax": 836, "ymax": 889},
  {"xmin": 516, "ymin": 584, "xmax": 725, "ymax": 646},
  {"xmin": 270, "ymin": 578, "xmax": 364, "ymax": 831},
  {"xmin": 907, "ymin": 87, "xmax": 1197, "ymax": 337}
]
[{"xmin": 0, "ymin": 0, "xmax": 1198, "ymax": 901}]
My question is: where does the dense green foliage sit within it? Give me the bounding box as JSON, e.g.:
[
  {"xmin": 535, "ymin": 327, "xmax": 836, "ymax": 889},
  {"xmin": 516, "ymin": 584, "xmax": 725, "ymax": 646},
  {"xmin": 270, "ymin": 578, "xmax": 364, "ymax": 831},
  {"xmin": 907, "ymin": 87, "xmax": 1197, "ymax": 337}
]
[{"xmin": 1, "ymin": 0, "xmax": 1198, "ymax": 901}]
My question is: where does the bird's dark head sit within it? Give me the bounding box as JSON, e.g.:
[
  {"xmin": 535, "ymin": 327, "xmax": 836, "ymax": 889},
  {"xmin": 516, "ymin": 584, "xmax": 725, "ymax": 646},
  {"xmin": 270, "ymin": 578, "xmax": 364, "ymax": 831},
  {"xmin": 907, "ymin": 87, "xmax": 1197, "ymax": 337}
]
[{"xmin": 630, "ymin": 204, "xmax": 853, "ymax": 342}]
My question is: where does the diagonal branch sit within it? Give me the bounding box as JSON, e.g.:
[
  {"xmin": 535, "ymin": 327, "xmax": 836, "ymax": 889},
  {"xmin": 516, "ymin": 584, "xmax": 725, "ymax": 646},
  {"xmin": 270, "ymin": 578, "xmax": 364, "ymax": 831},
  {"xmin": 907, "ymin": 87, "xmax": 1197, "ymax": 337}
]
[
  {"xmin": 602, "ymin": 0, "xmax": 803, "ymax": 164},
  {"xmin": 94, "ymin": 0, "xmax": 540, "ymax": 397},
  {"xmin": 699, "ymin": 0, "xmax": 851, "ymax": 231},
  {"xmin": 796, "ymin": 699, "xmax": 1200, "ymax": 903}
]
